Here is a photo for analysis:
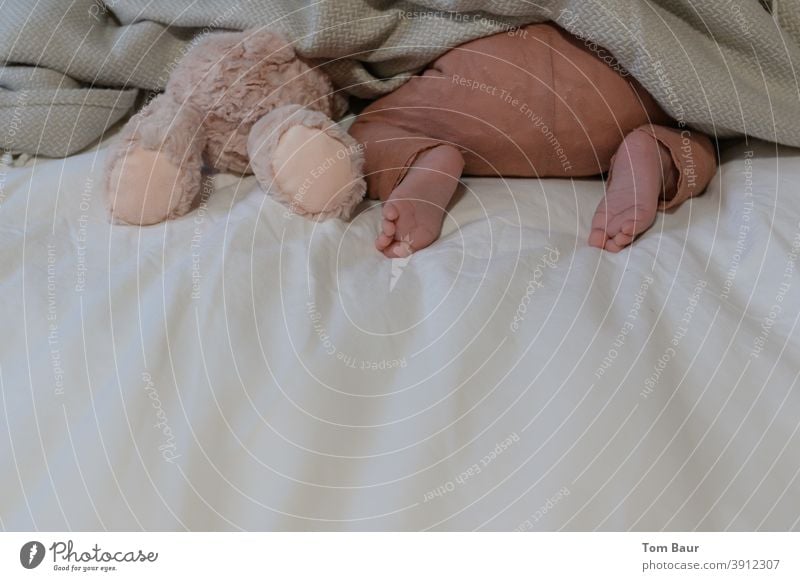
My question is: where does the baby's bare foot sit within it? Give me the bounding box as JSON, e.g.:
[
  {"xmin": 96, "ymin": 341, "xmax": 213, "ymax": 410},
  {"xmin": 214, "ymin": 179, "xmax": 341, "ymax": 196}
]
[
  {"xmin": 377, "ymin": 198, "xmax": 444, "ymax": 258},
  {"xmin": 588, "ymin": 130, "xmax": 678, "ymax": 252},
  {"xmin": 375, "ymin": 145, "xmax": 464, "ymax": 258}
]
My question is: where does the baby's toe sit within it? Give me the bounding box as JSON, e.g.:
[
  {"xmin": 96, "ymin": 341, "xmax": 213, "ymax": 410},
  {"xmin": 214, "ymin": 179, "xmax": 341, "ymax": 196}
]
[
  {"xmin": 376, "ymin": 233, "xmax": 393, "ymax": 251},
  {"xmin": 604, "ymin": 237, "xmax": 627, "ymax": 253},
  {"xmin": 382, "ymin": 202, "xmax": 400, "ymax": 221},
  {"xmin": 590, "ymin": 209, "xmax": 609, "ymax": 231},
  {"xmin": 383, "ymin": 240, "xmax": 413, "ymax": 259},
  {"xmin": 621, "ymin": 219, "xmax": 637, "ymax": 236},
  {"xmin": 382, "ymin": 219, "xmax": 396, "ymax": 237},
  {"xmin": 612, "ymin": 231, "xmax": 634, "ymax": 248},
  {"xmin": 588, "ymin": 228, "xmax": 608, "ymax": 249}
]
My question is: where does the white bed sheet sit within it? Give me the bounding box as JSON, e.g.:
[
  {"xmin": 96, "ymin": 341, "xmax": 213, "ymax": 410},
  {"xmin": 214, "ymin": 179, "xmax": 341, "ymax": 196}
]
[{"xmin": 1, "ymin": 138, "xmax": 798, "ymax": 531}]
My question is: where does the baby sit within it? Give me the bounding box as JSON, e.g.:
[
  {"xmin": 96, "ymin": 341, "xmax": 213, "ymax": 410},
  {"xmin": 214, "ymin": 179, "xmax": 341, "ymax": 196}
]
[{"xmin": 348, "ymin": 23, "xmax": 717, "ymax": 257}]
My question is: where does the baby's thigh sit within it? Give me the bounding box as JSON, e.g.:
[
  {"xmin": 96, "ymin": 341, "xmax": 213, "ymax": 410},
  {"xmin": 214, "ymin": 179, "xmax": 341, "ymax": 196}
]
[{"xmin": 359, "ymin": 54, "xmax": 558, "ymax": 175}]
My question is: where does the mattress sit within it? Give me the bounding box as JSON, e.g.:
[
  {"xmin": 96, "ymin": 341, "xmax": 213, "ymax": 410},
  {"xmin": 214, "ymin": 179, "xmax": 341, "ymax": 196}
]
[{"xmin": 1, "ymin": 136, "xmax": 798, "ymax": 531}]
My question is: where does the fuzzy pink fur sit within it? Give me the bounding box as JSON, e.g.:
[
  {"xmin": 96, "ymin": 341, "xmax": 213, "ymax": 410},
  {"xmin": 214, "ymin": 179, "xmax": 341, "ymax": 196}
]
[
  {"xmin": 106, "ymin": 94, "xmax": 205, "ymax": 224},
  {"xmin": 104, "ymin": 28, "xmax": 362, "ymax": 225},
  {"xmin": 247, "ymin": 105, "xmax": 366, "ymax": 221}
]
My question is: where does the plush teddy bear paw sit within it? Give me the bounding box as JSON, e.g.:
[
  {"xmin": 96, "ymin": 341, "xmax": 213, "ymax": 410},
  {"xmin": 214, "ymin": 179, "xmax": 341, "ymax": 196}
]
[
  {"xmin": 247, "ymin": 105, "xmax": 366, "ymax": 221},
  {"xmin": 105, "ymin": 94, "xmax": 205, "ymax": 226},
  {"xmin": 107, "ymin": 145, "xmax": 188, "ymax": 225}
]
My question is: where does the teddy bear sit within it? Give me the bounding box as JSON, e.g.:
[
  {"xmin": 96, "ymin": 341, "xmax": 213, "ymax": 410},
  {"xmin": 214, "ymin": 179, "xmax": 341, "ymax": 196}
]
[{"xmin": 104, "ymin": 28, "xmax": 366, "ymax": 226}]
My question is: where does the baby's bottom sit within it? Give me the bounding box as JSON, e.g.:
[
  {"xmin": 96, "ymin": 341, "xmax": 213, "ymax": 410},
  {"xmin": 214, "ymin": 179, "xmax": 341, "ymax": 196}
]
[{"xmin": 369, "ymin": 126, "xmax": 686, "ymax": 258}]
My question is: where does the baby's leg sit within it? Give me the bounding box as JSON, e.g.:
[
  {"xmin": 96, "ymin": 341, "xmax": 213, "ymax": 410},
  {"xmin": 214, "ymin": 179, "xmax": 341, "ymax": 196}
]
[
  {"xmin": 589, "ymin": 125, "xmax": 716, "ymax": 252},
  {"xmin": 349, "ymin": 118, "xmax": 464, "ymax": 258}
]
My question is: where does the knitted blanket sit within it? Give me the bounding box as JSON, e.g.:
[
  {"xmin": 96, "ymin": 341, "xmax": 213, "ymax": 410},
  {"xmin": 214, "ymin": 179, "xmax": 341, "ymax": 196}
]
[{"xmin": 1, "ymin": 0, "xmax": 798, "ymax": 156}]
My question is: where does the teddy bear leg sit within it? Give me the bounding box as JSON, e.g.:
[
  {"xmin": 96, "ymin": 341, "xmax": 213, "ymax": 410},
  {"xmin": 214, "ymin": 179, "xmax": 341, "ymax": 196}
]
[
  {"xmin": 247, "ymin": 105, "xmax": 366, "ymax": 221},
  {"xmin": 105, "ymin": 94, "xmax": 206, "ymax": 225}
]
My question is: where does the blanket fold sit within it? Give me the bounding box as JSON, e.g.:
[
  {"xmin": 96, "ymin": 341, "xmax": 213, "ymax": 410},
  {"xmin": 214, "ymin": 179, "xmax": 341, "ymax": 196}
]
[{"xmin": 1, "ymin": 0, "xmax": 799, "ymax": 157}]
